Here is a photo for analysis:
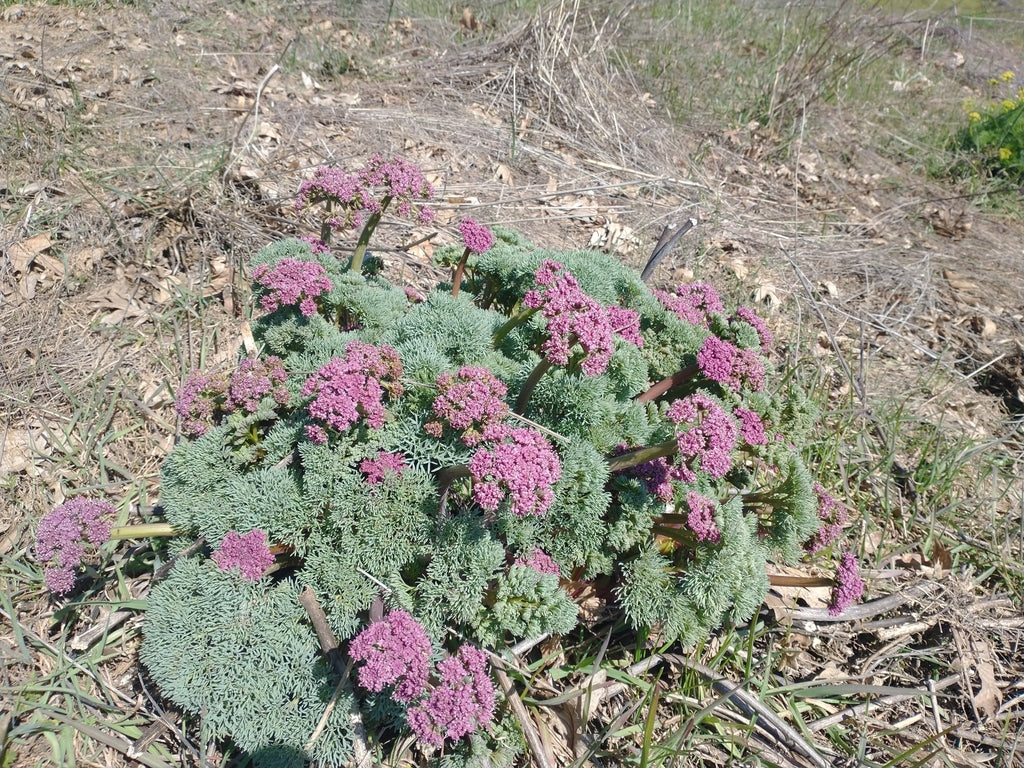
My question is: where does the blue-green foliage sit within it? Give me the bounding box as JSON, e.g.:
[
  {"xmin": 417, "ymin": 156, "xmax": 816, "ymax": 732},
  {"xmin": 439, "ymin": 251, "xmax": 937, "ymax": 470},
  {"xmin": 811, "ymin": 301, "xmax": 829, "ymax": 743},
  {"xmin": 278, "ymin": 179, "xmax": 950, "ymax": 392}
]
[
  {"xmin": 414, "ymin": 513, "xmax": 506, "ymax": 636},
  {"xmin": 474, "ymin": 565, "xmax": 579, "ymax": 647},
  {"xmin": 144, "ymin": 225, "xmax": 832, "ymax": 766},
  {"xmin": 140, "ymin": 558, "xmax": 355, "ymax": 766}
]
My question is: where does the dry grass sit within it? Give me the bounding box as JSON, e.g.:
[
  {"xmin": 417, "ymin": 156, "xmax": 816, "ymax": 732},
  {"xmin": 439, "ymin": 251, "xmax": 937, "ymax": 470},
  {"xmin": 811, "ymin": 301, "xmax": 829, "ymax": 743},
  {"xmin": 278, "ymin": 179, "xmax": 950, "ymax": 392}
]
[{"xmin": 2, "ymin": 0, "xmax": 1024, "ymax": 765}]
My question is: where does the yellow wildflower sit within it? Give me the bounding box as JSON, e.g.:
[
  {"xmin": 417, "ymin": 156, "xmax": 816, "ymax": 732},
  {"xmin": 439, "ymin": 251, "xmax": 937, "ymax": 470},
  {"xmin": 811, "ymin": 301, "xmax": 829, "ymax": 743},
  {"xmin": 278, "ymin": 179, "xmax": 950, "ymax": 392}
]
[
  {"xmin": 999, "ymin": 147, "xmax": 1012, "ymax": 161},
  {"xmin": 968, "ymin": 111, "xmax": 981, "ymax": 122},
  {"xmin": 1002, "ymin": 99, "xmax": 1017, "ymax": 112},
  {"xmin": 1000, "ymin": 70, "xmax": 1015, "ymax": 82}
]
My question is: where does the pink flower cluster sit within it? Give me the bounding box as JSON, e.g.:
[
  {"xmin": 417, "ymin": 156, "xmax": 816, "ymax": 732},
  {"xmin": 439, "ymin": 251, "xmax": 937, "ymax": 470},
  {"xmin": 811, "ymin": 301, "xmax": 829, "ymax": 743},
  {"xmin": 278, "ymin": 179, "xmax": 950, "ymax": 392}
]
[
  {"xmin": 252, "ymin": 258, "xmax": 333, "ymax": 317},
  {"xmin": 359, "ymin": 451, "xmax": 407, "ymax": 486},
  {"xmin": 696, "ymin": 335, "xmax": 765, "ymax": 392},
  {"xmin": 35, "ymin": 497, "xmax": 114, "ymax": 594},
  {"xmin": 684, "ymin": 492, "xmax": 722, "ymax": 543},
  {"xmin": 457, "ymin": 218, "xmax": 495, "ymax": 254},
  {"xmin": 654, "ymin": 282, "xmax": 724, "ymax": 326},
  {"xmin": 829, "ymin": 551, "xmax": 865, "ymax": 616},
  {"xmin": 175, "ymin": 371, "xmax": 228, "ymax": 438},
  {"xmin": 613, "ymin": 446, "xmax": 674, "ymax": 502},
  {"xmin": 806, "ymin": 483, "xmax": 851, "ymax": 553},
  {"xmin": 406, "ymin": 645, "xmax": 496, "ymax": 748},
  {"xmin": 349, "ymin": 610, "xmax": 432, "ymax": 702},
  {"xmin": 225, "ymin": 356, "xmax": 290, "ymax": 413},
  {"xmin": 514, "ymin": 548, "xmax": 562, "ymax": 578},
  {"xmin": 734, "ymin": 407, "xmax": 768, "ymax": 446},
  {"xmin": 301, "ymin": 341, "xmax": 404, "ymax": 441},
  {"xmin": 733, "ymin": 306, "xmax": 773, "ymax": 353},
  {"xmin": 424, "ymin": 366, "xmax": 509, "ymax": 446},
  {"xmin": 213, "ymin": 529, "xmax": 275, "ymax": 581},
  {"xmin": 523, "ymin": 260, "xmax": 643, "ymax": 376},
  {"xmin": 469, "ymin": 426, "xmax": 562, "ymax": 517},
  {"xmin": 176, "ymin": 356, "xmax": 293, "ymax": 437},
  {"xmin": 667, "ymin": 393, "xmax": 739, "ymax": 483},
  {"xmin": 295, "ymin": 156, "xmax": 436, "ymax": 231},
  {"xmin": 349, "ymin": 612, "xmax": 497, "ymax": 747},
  {"xmin": 299, "ymin": 235, "xmax": 331, "ymax": 255}
]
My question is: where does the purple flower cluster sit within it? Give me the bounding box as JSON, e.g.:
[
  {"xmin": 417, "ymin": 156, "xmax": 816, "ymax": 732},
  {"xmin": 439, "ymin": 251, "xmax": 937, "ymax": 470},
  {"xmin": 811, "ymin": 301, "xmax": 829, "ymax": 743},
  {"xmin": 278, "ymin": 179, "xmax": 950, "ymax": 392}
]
[
  {"xmin": 295, "ymin": 156, "xmax": 436, "ymax": 231},
  {"xmin": 614, "ymin": 446, "xmax": 674, "ymax": 502},
  {"xmin": 213, "ymin": 529, "xmax": 275, "ymax": 581},
  {"xmin": 299, "ymin": 235, "xmax": 331, "ymax": 255},
  {"xmin": 806, "ymin": 483, "xmax": 851, "ymax": 553},
  {"xmin": 252, "ymin": 258, "xmax": 333, "ymax": 317},
  {"xmin": 359, "ymin": 451, "xmax": 407, "ymax": 486},
  {"xmin": 685, "ymin": 492, "xmax": 722, "ymax": 543},
  {"xmin": 175, "ymin": 371, "xmax": 228, "ymax": 438},
  {"xmin": 733, "ymin": 306, "xmax": 773, "ymax": 353},
  {"xmin": 828, "ymin": 551, "xmax": 865, "ymax": 616},
  {"xmin": 225, "ymin": 356, "xmax": 290, "ymax": 413},
  {"xmin": 349, "ymin": 610, "xmax": 432, "ymax": 702},
  {"xmin": 349, "ymin": 612, "xmax": 497, "ymax": 747},
  {"xmin": 523, "ymin": 260, "xmax": 642, "ymax": 376},
  {"xmin": 301, "ymin": 341, "xmax": 404, "ymax": 440},
  {"xmin": 514, "ymin": 548, "xmax": 562, "ymax": 578},
  {"xmin": 667, "ymin": 393, "xmax": 739, "ymax": 483},
  {"xmin": 35, "ymin": 498, "xmax": 114, "ymax": 595},
  {"xmin": 457, "ymin": 218, "xmax": 495, "ymax": 254},
  {"xmin": 469, "ymin": 426, "xmax": 562, "ymax": 517},
  {"xmin": 696, "ymin": 335, "xmax": 765, "ymax": 392},
  {"xmin": 406, "ymin": 645, "xmax": 496, "ymax": 748},
  {"xmin": 654, "ymin": 282, "xmax": 724, "ymax": 326},
  {"xmin": 734, "ymin": 407, "xmax": 768, "ymax": 446},
  {"xmin": 424, "ymin": 366, "xmax": 509, "ymax": 446}
]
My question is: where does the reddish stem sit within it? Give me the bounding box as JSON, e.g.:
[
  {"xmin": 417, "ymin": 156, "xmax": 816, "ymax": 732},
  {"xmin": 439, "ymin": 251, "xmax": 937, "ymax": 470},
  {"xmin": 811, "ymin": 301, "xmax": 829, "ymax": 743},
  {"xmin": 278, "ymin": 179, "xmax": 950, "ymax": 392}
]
[
  {"xmin": 451, "ymin": 247, "xmax": 472, "ymax": 298},
  {"xmin": 637, "ymin": 363, "xmax": 699, "ymax": 404}
]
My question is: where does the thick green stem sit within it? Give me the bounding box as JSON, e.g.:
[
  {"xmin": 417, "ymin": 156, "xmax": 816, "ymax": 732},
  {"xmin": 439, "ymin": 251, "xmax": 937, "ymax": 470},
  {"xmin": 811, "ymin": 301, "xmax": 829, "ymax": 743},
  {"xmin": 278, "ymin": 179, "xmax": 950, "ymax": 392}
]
[
  {"xmin": 637, "ymin": 363, "xmax": 699, "ymax": 404},
  {"xmin": 109, "ymin": 522, "xmax": 178, "ymax": 540},
  {"xmin": 651, "ymin": 525, "xmax": 690, "ymax": 545},
  {"xmin": 451, "ymin": 247, "xmax": 472, "ymax": 298},
  {"xmin": 349, "ymin": 195, "xmax": 391, "ymax": 273},
  {"xmin": 514, "ymin": 357, "xmax": 553, "ymax": 415},
  {"xmin": 606, "ymin": 440, "xmax": 678, "ymax": 473},
  {"xmin": 492, "ymin": 306, "xmax": 539, "ymax": 349}
]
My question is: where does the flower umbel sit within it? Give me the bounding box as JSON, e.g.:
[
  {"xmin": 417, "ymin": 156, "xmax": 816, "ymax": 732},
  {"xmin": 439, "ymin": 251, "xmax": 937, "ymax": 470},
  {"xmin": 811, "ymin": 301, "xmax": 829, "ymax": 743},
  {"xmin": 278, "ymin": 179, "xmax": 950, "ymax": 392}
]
[
  {"xmin": 225, "ymin": 356, "xmax": 290, "ymax": 413},
  {"xmin": 213, "ymin": 530, "xmax": 275, "ymax": 581},
  {"xmin": 175, "ymin": 371, "xmax": 228, "ymax": 438},
  {"xmin": 406, "ymin": 645, "xmax": 496, "ymax": 747},
  {"xmin": 252, "ymin": 258, "xmax": 333, "ymax": 317},
  {"xmin": 524, "ymin": 260, "xmax": 642, "ymax": 376},
  {"xmin": 654, "ymin": 282, "xmax": 724, "ymax": 326},
  {"xmin": 829, "ymin": 551, "xmax": 865, "ymax": 616},
  {"xmin": 469, "ymin": 426, "xmax": 562, "ymax": 517},
  {"xmin": 806, "ymin": 483, "xmax": 851, "ymax": 552},
  {"xmin": 35, "ymin": 498, "xmax": 114, "ymax": 594},
  {"xmin": 696, "ymin": 335, "xmax": 766, "ymax": 393},
  {"xmin": 514, "ymin": 548, "xmax": 562, "ymax": 578},
  {"xmin": 425, "ymin": 366, "xmax": 509, "ymax": 445},
  {"xmin": 302, "ymin": 341, "xmax": 404, "ymax": 437},
  {"xmin": 349, "ymin": 610, "xmax": 432, "ymax": 703},
  {"xmin": 359, "ymin": 451, "xmax": 407, "ymax": 486},
  {"xmin": 684, "ymin": 492, "xmax": 722, "ymax": 543},
  {"xmin": 667, "ymin": 393, "xmax": 739, "ymax": 482},
  {"xmin": 457, "ymin": 218, "xmax": 495, "ymax": 254}
]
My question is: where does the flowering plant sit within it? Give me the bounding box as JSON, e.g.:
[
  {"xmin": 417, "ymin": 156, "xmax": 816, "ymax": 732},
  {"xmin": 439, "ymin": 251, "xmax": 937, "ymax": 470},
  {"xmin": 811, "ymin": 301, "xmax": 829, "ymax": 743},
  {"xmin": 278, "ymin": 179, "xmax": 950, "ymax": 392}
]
[
  {"xmin": 34, "ymin": 156, "xmax": 862, "ymax": 767},
  {"xmin": 954, "ymin": 70, "xmax": 1024, "ymax": 187}
]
